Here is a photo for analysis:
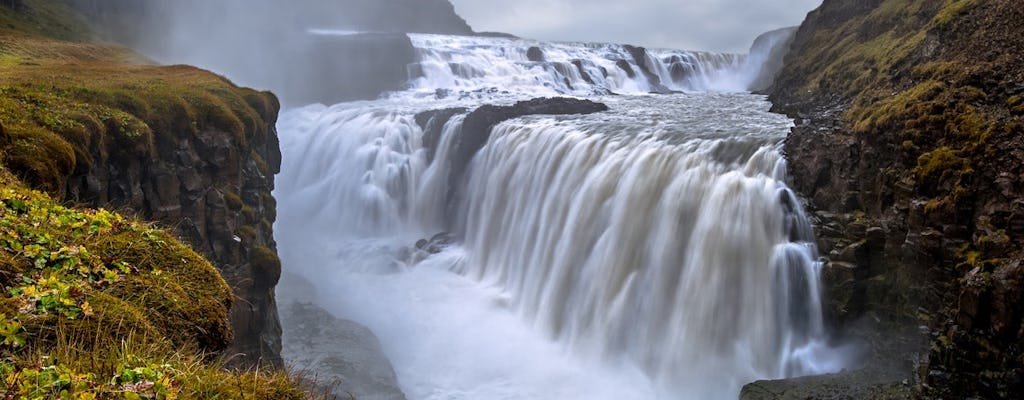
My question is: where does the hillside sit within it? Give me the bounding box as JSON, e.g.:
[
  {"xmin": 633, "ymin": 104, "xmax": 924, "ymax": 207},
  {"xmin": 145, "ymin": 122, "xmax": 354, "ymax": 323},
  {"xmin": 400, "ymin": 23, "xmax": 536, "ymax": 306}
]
[
  {"xmin": 762, "ymin": 0, "xmax": 1023, "ymax": 397},
  {"xmin": 1, "ymin": 0, "xmax": 303, "ymax": 397}
]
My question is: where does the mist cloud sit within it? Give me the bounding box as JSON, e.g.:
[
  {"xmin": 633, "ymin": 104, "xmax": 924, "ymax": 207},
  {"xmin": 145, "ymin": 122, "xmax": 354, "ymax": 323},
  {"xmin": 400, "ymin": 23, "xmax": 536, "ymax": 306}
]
[{"xmin": 450, "ymin": 0, "xmax": 822, "ymax": 52}]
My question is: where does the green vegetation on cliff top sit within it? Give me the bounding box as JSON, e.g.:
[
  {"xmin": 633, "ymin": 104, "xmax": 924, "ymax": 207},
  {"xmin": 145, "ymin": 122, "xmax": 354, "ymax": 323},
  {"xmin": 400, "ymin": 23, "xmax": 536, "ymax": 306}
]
[
  {"xmin": 778, "ymin": 0, "xmax": 1022, "ymax": 258},
  {"xmin": 0, "ymin": 1, "xmax": 309, "ymax": 398}
]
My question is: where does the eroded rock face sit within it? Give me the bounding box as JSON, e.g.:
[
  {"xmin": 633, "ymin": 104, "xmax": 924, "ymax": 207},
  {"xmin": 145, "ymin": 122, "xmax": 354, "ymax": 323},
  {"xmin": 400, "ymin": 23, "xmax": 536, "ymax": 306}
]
[
  {"xmin": 63, "ymin": 92, "xmax": 285, "ymax": 369},
  {"xmin": 766, "ymin": 0, "xmax": 1024, "ymax": 397}
]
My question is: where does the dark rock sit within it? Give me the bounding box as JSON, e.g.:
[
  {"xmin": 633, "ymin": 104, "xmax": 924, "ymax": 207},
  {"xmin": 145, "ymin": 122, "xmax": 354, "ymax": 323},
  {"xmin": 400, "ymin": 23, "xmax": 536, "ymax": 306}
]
[
  {"xmin": 474, "ymin": 31, "xmax": 519, "ymax": 39},
  {"xmin": 416, "ymin": 232, "xmax": 455, "ymax": 254},
  {"xmin": 0, "ymin": 0, "xmax": 23, "ymax": 11},
  {"xmin": 741, "ymin": 369, "xmax": 912, "ymax": 400},
  {"xmin": 446, "ymin": 97, "xmax": 609, "ymax": 224},
  {"xmin": 615, "ymin": 59, "xmax": 637, "ymax": 79},
  {"xmin": 62, "ymin": 91, "xmax": 285, "ymax": 369},
  {"xmin": 572, "ymin": 60, "xmax": 595, "ymax": 84},
  {"xmin": 623, "ymin": 45, "xmax": 671, "ymax": 93},
  {"xmin": 281, "ymin": 302, "xmax": 407, "ymax": 400},
  {"xmin": 767, "ymin": 0, "xmax": 1024, "ymax": 397},
  {"xmin": 414, "ymin": 107, "xmax": 467, "ymax": 162},
  {"xmin": 669, "ymin": 62, "xmax": 691, "ymax": 82},
  {"xmin": 526, "ymin": 46, "xmax": 545, "ymax": 62}
]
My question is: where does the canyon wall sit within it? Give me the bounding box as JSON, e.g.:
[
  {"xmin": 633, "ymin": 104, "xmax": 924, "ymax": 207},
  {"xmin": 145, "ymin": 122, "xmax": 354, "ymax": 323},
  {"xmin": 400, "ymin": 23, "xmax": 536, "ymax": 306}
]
[{"xmin": 762, "ymin": 0, "xmax": 1024, "ymax": 397}]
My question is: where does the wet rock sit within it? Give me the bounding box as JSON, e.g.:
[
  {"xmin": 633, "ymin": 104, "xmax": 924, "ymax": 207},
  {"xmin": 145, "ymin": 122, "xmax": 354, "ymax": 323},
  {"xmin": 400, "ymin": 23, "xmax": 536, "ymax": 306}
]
[
  {"xmin": 281, "ymin": 302, "xmax": 407, "ymax": 400},
  {"xmin": 526, "ymin": 46, "xmax": 544, "ymax": 62},
  {"xmin": 770, "ymin": 0, "xmax": 1024, "ymax": 396},
  {"xmin": 445, "ymin": 97, "xmax": 609, "ymax": 224},
  {"xmin": 741, "ymin": 370, "xmax": 912, "ymax": 400},
  {"xmin": 417, "ymin": 232, "xmax": 455, "ymax": 254},
  {"xmin": 623, "ymin": 45, "xmax": 671, "ymax": 93},
  {"xmin": 572, "ymin": 60, "xmax": 595, "ymax": 84},
  {"xmin": 406, "ymin": 233, "xmax": 456, "ymax": 266},
  {"xmin": 414, "ymin": 107, "xmax": 467, "ymax": 162},
  {"xmin": 615, "ymin": 59, "xmax": 637, "ymax": 78}
]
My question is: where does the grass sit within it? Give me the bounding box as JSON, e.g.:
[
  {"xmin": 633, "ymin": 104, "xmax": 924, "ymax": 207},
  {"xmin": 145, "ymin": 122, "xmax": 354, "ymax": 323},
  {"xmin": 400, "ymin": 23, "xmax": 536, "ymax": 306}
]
[
  {"xmin": 0, "ymin": 54, "xmax": 276, "ymax": 193},
  {"xmin": 782, "ymin": 0, "xmax": 1015, "ymax": 251},
  {"xmin": 0, "ymin": 2, "xmax": 314, "ymax": 398},
  {"xmin": 0, "ymin": 171, "xmax": 311, "ymax": 399}
]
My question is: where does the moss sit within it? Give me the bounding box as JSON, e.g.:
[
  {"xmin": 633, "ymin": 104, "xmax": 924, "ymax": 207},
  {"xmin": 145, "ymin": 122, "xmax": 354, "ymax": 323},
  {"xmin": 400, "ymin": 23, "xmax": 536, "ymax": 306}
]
[
  {"xmin": 3, "ymin": 124, "xmax": 75, "ymax": 192},
  {"xmin": 0, "ymin": 170, "xmax": 311, "ymax": 398},
  {"xmin": 261, "ymin": 192, "xmax": 278, "ymax": 221},
  {"xmin": 933, "ymin": 0, "xmax": 984, "ymax": 27},
  {"xmin": 238, "ymin": 225, "xmax": 258, "ymax": 243},
  {"xmin": 260, "ymin": 218, "xmax": 274, "ymax": 236},
  {"xmin": 240, "ymin": 204, "xmax": 257, "ymax": 223},
  {"xmin": 252, "ymin": 149, "xmax": 270, "ymax": 176},
  {"xmin": 0, "ymin": 43, "xmax": 274, "ymax": 194},
  {"xmin": 223, "ymin": 191, "xmax": 244, "ymax": 211},
  {"xmin": 250, "ymin": 245, "xmax": 282, "ymax": 288}
]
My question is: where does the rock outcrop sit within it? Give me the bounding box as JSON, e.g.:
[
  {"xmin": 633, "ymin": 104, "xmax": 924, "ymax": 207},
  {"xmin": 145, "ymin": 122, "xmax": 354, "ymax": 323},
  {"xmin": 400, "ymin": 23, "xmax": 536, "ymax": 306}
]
[
  {"xmin": 281, "ymin": 302, "xmax": 407, "ymax": 400},
  {"xmin": 62, "ymin": 89, "xmax": 286, "ymax": 369},
  {"xmin": 424, "ymin": 98, "xmax": 609, "ymax": 224},
  {"xmin": 623, "ymin": 45, "xmax": 671, "ymax": 93},
  {"xmin": 761, "ymin": 0, "xmax": 1024, "ymax": 397},
  {"xmin": 747, "ymin": 27, "xmax": 798, "ymax": 93}
]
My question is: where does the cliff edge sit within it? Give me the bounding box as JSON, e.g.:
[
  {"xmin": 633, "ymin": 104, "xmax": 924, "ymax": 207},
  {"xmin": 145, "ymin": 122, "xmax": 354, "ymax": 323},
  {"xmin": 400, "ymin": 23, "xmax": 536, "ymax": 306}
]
[
  {"xmin": 760, "ymin": 0, "xmax": 1023, "ymax": 397},
  {"xmin": 1, "ymin": 0, "xmax": 285, "ymax": 372}
]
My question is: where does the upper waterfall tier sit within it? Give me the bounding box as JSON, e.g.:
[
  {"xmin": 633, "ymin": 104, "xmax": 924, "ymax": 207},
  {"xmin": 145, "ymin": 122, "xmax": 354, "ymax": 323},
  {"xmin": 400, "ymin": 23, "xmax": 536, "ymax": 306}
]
[{"xmin": 401, "ymin": 34, "xmax": 754, "ymax": 99}]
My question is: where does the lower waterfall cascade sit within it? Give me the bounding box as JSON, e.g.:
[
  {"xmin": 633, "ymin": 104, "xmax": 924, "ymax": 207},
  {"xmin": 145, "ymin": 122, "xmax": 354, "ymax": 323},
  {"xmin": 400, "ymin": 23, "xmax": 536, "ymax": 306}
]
[{"xmin": 273, "ymin": 33, "xmax": 853, "ymax": 400}]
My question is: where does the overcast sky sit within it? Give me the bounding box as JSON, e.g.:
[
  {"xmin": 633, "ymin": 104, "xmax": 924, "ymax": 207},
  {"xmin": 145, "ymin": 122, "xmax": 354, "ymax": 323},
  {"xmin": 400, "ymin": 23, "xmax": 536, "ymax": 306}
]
[{"xmin": 449, "ymin": 0, "xmax": 822, "ymax": 53}]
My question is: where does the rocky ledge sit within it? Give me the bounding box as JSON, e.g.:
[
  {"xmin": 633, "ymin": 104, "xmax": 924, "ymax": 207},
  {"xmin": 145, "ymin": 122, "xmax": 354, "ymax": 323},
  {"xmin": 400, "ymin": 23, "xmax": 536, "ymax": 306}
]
[{"xmin": 415, "ymin": 97, "xmax": 610, "ymax": 225}]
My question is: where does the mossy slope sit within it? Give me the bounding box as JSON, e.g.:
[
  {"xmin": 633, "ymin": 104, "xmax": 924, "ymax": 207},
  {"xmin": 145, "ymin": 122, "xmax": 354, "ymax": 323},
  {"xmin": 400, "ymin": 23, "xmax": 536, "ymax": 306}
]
[
  {"xmin": 0, "ymin": 172, "xmax": 303, "ymax": 398},
  {"xmin": 0, "ymin": 1, "xmax": 307, "ymax": 398}
]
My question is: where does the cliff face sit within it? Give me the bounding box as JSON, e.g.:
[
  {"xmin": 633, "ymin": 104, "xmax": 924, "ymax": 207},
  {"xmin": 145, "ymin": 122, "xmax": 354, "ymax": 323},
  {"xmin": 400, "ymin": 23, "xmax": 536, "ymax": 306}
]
[
  {"xmin": 58, "ymin": 76, "xmax": 286, "ymax": 369},
  {"xmin": 0, "ymin": 23, "xmax": 284, "ymax": 368},
  {"xmin": 769, "ymin": 0, "xmax": 1024, "ymax": 397}
]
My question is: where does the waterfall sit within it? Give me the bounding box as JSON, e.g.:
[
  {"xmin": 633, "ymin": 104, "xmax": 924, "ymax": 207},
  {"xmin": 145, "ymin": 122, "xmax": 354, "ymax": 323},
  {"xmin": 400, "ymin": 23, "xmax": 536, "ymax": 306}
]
[
  {"xmin": 296, "ymin": 33, "xmax": 755, "ymax": 99},
  {"xmin": 275, "ymin": 90, "xmax": 849, "ymax": 398}
]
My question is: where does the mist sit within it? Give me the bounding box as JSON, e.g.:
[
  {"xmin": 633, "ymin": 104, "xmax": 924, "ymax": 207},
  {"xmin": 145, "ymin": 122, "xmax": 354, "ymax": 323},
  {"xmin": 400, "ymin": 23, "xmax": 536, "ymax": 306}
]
[{"xmin": 73, "ymin": 0, "xmax": 473, "ymax": 105}]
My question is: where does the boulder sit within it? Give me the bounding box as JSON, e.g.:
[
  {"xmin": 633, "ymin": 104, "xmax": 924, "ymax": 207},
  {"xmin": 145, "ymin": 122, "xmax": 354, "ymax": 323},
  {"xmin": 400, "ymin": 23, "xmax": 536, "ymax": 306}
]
[{"xmin": 526, "ymin": 46, "xmax": 545, "ymax": 62}]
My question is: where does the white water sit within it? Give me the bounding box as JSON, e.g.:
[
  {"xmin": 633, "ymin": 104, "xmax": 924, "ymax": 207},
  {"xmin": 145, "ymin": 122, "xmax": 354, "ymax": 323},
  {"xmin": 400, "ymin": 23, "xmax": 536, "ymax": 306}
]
[
  {"xmin": 349, "ymin": 33, "xmax": 751, "ymax": 100},
  {"xmin": 275, "ymin": 35, "xmax": 849, "ymax": 400}
]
